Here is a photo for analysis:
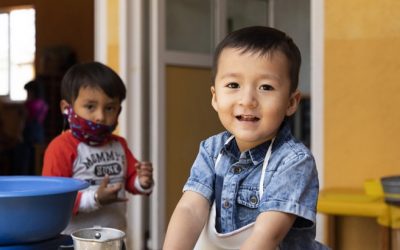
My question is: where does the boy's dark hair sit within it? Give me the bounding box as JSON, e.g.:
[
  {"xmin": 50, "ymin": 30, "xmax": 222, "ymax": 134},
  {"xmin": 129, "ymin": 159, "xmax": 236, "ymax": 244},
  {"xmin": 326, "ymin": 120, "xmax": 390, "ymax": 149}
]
[
  {"xmin": 212, "ymin": 26, "xmax": 301, "ymax": 93},
  {"xmin": 61, "ymin": 61, "xmax": 126, "ymax": 103}
]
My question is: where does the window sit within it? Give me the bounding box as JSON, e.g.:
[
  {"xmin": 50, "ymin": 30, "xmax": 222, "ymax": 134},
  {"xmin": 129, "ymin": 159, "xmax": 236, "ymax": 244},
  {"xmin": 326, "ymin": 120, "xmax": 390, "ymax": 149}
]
[
  {"xmin": 227, "ymin": 0, "xmax": 270, "ymax": 33},
  {"xmin": 166, "ymin": 0, "xmax": 213, "ymax": 54},
  {"xmin": 0, "ymin": 7, "xmax": 35, "ymax": 101}
]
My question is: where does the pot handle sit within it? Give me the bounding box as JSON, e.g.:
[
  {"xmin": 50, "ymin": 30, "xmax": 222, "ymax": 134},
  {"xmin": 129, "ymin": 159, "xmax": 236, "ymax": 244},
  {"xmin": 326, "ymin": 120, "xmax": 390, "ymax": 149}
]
[
  {"xmin": 58, "ymin": 245, "xmax": 74, "ymax": 250},
  {"xmin": 58, "ymin": 242, "xmax": 125, "ymax": 250}
]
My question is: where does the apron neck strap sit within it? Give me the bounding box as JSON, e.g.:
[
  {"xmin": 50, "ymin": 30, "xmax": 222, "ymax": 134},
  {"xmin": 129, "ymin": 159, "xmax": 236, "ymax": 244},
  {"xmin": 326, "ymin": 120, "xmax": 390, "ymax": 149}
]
[
  {"xmin": 259, "ymin": 138, "xmax": 275, "ymax": 198},
  {"xmin": 216, "ymin": 135, "xmax": 275, "ymax": 198}
]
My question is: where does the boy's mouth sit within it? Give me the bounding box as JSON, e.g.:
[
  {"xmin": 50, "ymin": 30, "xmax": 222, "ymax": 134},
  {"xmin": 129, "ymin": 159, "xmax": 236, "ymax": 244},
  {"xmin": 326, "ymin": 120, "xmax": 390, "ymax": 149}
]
[{"xmin": 236, "ymin": 115, "xmax": 260, "ymax": 122}]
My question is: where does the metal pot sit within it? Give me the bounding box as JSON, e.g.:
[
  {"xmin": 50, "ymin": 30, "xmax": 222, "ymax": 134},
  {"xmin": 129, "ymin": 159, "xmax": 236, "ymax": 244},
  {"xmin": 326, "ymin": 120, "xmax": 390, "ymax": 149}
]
[{"xmin": 71, "ymin": 227, "xmax": 125, "ymax": 250}]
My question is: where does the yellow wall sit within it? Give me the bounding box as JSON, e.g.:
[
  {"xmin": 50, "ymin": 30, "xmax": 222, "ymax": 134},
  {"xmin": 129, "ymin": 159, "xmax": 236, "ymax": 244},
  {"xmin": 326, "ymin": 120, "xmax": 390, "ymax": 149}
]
[
  {"xmin": 166, "ymin": 66, "xmax": 224, "ymax": 220},
  {"xmin": 325, "ymin": 0, "xmax": 400, "ymax": 188},
  {"xmin": 107, "ymin": 0, "xmax": 119, "ymax": 71},
  {"xmin": 106, "ymin": 0, "xmax": 121, "ymax": 135},
  {"xmin": 325, "ymin": 0, "xmax": 400, "ymax": 248}
]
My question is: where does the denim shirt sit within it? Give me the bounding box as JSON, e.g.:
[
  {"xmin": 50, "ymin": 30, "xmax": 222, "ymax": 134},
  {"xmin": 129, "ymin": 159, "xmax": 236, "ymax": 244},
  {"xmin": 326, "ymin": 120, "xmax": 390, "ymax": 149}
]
[{"xmin": 184, "ymin": 122, "xmax": 327, "ymax": 249}]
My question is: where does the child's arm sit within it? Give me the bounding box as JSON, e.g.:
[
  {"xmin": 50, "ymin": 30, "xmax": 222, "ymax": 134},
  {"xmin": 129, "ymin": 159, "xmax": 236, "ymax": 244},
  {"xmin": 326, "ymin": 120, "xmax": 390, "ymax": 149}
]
[
  {"xmin": 117, "ymin": 137, "xmax": 153, "ymax": 194},
  {"xmin": 135, "ymin": 161, "xmax": 154, "ymax": 190},
  {"xmin": 241, "ymin": 211, "xmax": 295, "ymax": 250},
  {"xmin": 163, "ymin": 191, "xmax": 210, "ymax": 250}
]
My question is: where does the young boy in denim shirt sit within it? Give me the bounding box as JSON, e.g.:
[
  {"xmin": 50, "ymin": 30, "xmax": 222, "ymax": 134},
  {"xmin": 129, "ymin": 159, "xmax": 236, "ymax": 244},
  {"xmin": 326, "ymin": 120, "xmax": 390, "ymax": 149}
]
[{"xmin": 163, "ymin": 26, "xmax": 328, "ymax": 249}]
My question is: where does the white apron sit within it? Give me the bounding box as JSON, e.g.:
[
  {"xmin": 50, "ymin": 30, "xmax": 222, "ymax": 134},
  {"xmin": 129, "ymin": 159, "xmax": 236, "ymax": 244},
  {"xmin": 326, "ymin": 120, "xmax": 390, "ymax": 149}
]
[{"xmin": 194, "ymin": 136, "xmax": 275, "ymax": 250}]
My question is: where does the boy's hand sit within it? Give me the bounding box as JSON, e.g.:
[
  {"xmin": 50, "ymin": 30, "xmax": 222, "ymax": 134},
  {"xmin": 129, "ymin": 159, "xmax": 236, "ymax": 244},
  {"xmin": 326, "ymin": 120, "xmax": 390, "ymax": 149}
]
[
  {"xmin": 136, "ymin": 161, "xmax": 154, "ymax": 189},
  {"xmin": 96, "ymin": 175, "xmax": 128, "ymax": 205}
]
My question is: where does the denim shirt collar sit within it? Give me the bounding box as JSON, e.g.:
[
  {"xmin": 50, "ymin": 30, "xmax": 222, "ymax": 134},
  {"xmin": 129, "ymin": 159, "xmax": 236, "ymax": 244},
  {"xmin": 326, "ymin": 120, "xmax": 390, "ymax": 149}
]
[{"xmin": 221, "ymin": 120, "xmax": 292, "ymax": 165}]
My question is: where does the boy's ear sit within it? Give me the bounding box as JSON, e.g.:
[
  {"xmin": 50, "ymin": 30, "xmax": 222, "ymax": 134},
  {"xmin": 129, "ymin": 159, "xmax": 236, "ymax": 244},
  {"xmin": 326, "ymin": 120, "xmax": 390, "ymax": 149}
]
[
  {"xmin": 60, "ymin": 99, "xmax": 70, "ymax": 114},
  {"xmin": 286, "ymin": 90, "xmax": 301, "ymax": 116},
  {"xmin": 211, "ymin": 86, "xmax": 218, "ymax": 112}
]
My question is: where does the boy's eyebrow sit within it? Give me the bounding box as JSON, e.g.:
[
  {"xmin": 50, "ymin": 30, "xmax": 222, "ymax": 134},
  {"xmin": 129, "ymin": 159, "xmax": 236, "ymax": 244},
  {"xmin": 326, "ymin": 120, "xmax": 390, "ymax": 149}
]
[
  {"xmin": 218, "ymin": 72, "xmax": 240, "ymax": 79},
  {"xmin": 259, "ymin": 73, "xmax": 282, "ymax": 82},
  {"xmin": 82, "ymin": 98, "xmax": 120, "ymax": 106},
  {"xmin": 106, "ymin": 100, "xmax": 120, "ymax": 106},
  {"xmin": 81, "ymin": 97, "xmax": 98, "ymax": 103},
  {"xmin": 219, "ymin": 72, "xmax": 281, "ymax": 81}
]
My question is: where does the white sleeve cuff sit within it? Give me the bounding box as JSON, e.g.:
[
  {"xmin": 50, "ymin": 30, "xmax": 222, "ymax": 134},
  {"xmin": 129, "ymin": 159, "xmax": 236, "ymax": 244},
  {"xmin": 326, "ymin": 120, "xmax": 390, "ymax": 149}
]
[
  {"xmin": 134, "ymin": 177, "xmax": 153, "ymax": 194},
  {"xmin": 79, "ymin": 189, "xmax": 100, "ymax": 213}
]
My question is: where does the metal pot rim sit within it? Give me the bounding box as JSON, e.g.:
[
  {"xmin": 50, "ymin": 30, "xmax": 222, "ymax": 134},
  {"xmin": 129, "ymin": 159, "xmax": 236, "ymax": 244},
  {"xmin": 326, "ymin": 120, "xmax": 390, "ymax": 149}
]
[{"xmin": 71, "ymin": 227, "xmax": 125, "ymax": 243}]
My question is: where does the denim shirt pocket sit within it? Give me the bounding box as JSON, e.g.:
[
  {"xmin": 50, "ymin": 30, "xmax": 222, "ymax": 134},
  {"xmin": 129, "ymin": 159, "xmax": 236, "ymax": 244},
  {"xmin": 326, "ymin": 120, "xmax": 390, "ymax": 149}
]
[{"xmin": 237, "ymin": 187, "xmax": 259, "ymax": 226}]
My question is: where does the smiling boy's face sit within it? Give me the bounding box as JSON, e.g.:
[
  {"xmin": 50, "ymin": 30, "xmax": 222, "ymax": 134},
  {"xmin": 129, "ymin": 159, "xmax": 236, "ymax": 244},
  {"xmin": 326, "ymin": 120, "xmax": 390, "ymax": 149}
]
[{"xmin": 211, "ymin": 48, "xmax": 300, "ymax": 152}]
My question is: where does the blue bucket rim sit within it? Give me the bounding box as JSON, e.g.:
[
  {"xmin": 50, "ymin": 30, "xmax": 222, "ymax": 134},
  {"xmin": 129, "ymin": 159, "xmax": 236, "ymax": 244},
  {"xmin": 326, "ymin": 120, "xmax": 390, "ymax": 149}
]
[{"xmin": 0, "ymin": 176, "xmax": 89, "ymax": 197}]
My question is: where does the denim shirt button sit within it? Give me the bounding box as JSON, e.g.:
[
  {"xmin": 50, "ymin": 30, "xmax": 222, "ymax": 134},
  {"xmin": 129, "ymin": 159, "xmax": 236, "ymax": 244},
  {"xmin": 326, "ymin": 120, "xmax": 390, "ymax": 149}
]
[
  {"xmin": 223, "ymin": 200, "xmax": 230, "ymax": 208},
  {"xmin": 233, "ymin": 166, "xmax": 242, "ymax": 174},
  {"xmin": 250, "ymin": 195, "xmax": 258, "ymax": 204}
]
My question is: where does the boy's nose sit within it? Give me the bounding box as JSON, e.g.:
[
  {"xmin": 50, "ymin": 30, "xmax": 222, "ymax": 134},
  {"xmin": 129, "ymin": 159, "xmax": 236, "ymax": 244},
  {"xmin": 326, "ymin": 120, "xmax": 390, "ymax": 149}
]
[
  {"xmin": 94, "ymin": 110, "xmax": 105, "ymax": 124},
  {"xmin": 239, "ymin": 89, "xmax": 258, "ymax": 108}
]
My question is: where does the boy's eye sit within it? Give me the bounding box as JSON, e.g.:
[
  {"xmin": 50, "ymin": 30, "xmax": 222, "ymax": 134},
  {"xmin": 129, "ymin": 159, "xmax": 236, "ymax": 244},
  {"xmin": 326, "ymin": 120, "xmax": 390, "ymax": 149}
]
[
  {"xmin": 105, "ymin": 106, "xmax": 117, "ymax": 113},
  {"xmin": 85, "ymin": 104, "xmax": 95, "ymax": 111},
  {"xmin": 260, "ymin": 84, "xmax": 274, "ymax": 91},
  {"xmin": 226, "ymin": 82, "xmax": 239, "ymax": 88}
]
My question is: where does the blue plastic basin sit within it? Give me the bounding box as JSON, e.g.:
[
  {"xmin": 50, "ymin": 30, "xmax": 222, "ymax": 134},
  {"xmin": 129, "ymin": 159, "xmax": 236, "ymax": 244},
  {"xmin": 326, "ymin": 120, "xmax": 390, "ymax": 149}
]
[{"xmin": 0, "ymin": 176, "xmax": 89, "ymax": 245}]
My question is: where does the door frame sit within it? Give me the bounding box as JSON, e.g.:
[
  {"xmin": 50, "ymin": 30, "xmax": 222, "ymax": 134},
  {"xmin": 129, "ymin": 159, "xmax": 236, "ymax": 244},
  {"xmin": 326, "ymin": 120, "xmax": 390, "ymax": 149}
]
[{"xmin": 311, "ymin": 0, "xmax": 325, "ymax": 242}]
